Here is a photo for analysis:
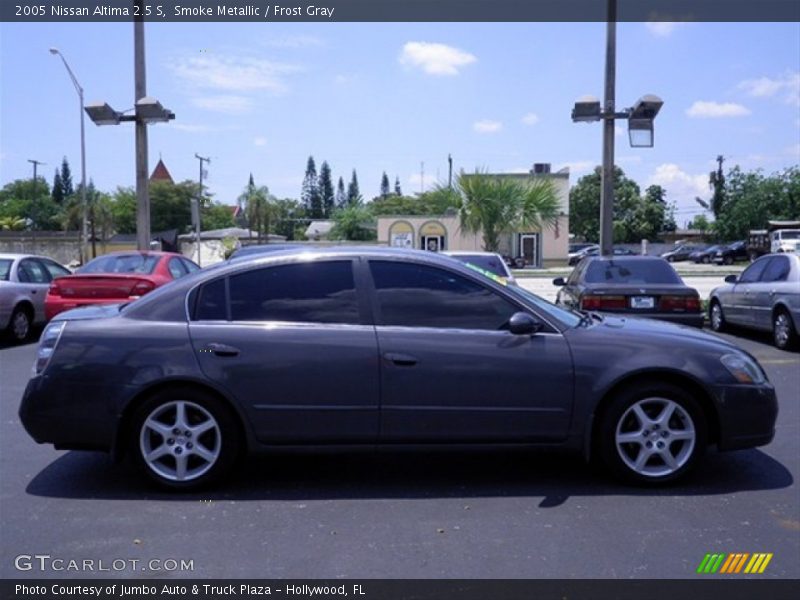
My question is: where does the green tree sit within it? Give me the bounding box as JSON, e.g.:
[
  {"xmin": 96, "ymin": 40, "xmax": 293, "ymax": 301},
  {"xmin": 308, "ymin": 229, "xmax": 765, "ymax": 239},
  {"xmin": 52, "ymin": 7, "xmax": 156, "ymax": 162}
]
[
  {"xmin": 51, "ymin": 169, "xmax": 65, "ymax": 205},
  {"xmin": 369, "ymin": 195, "xmax": 430, "ymax": 216},
  {"xmin": 202, "ymin": 203, "xmax": 236, "ymax": 230},
  {"xmin": 330, "ymin": 205, "xmax": 377, "ymax": 241},
  {"xmin": 335, "ymin": 176, "xmax": 346, "ymax": 208},
  {"xmin": 301, "ymin": 156, "xmax": 322, "ymax": 219},
  {"xmin": 568, "ymin": 166, "xmax": 642, "ymax": 243},
  {"xmin": 272, "ymin": 198, "xmax": 304, "ymax": 240},
  {"xmin": 380, "ymin": 172, "xmax": 390, "ymax": 199},
  {"xmin": 346, "ymin": 170, "xmax": 362, "ymax": 206},
  {"xmin": 60, "ymin": 157, "xmax": 74, "ymax": 198},
  {"xmin": 417, "ymin": 187, "xmax": 461, "ymax": 214},
  {"xmin": 394, "ymin": 176, "xmax": 402, "ymax": 196},
  {"xmin": 239, "ymin": 177, "xmax": 273, "ymax": 243},
  {"xmin": 687, "ymin": 214, "xmax": 710, "ymax": 232},
  {"xmin": 150, "ymin": 180, "xmax": 197, "ymax": 232},
  {"xmin": 709, "ymin": 156, "xmax": 726, "ymax": 219},
  {"xmin": 0, "ymin": 178, "xmax": 60, "ymax": 230},
  {"xmin": 0, "ymin": 216, "xmax": 26, "ymax": 230},
  {"xmin": 454, "ymin": 170, "xmax": 560, "ymax": 253},
  {"xmin": 319, "ymin": 161, "xmax": 335, "ymax": 218},
  {"xmin": 110, "ymin": 187, "xmax": 137, "ymax": 234}
]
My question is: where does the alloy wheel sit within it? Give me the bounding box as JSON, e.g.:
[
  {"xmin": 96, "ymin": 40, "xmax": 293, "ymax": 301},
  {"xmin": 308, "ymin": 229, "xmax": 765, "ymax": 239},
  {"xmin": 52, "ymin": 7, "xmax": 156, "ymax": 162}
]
[
  {"xmin": 710, "ymin": 303, "xmax": 724, "ymax": 331},
  {"xmin": 615, "ymin": 397, "xmax": 696, "ymax": 478},
  {"xmin": 11, "ymin": 311, "xmax": 30, "ymax": 341},
  {"xmin": 139, "ymin": 400, "xmax": 221, "ymax": 482},
  {"xmin": 774, "ymin": 312, "xmax": 793, "ymax": 349}
]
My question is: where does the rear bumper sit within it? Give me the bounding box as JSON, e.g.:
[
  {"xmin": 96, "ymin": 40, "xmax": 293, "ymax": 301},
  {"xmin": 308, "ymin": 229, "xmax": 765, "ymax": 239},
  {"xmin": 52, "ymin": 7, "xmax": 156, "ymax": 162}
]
[{"xmin": 714, "ymin": 383, "xmax": 778, "ymax": 451}]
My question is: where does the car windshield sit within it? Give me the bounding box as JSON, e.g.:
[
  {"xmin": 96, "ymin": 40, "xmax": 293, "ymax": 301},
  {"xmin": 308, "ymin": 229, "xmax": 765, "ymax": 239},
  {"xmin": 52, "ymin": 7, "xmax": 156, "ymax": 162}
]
[
  {"xmin": 0, "ymin": 259, "xmax": 11, "ymax": 281},
  {"xmin": 78, "ymin": 254, "xmax": 160, "ymax": 275},
  {"xmin": 584, "ymin": 259, "xmax": 682, "ymax": 285},
  {"xmin": 504, "ymin": 284, "xmax": 582, "ymax": 328},
  {"xmin": 450, "ymin": 254, "xmax": 508, "ymax": 278},
  {"xmin": 779, "ymin": 230, "xmax": 800, "ymax": 240}
]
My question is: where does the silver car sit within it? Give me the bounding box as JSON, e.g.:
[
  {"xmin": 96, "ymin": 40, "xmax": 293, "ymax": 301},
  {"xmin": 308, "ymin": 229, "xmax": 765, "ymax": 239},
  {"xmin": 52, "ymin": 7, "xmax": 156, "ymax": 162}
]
[
  {"xmin": 0, "ymin": 253, "xmax": 71, "ymax": 342},
  {"xmin": 709, "ymin": 253, "xmax": 800, "ymax": 350}
]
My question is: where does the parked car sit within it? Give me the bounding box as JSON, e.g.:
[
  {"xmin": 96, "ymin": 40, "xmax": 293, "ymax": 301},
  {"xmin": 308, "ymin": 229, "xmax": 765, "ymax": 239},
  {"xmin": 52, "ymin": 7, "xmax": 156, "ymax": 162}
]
[
  {"xmin": 21, "ymin": 247, "xmax": 776, "ymax": 490},
  {"xmin": 568, "ymin": 243, "xmax": 596, "ymax": 263},
  {"xmin": 229, "ymin": 244, "xmax": 307, "ymax": 260},
  {"xmin": 568, "ymin": 246, "xmax": 635, "ymax": 266},
  {"xmin": 0, "ymin": 253, "xmax": 71, "ymax": 342},
  {"xmin": 709, "ymin": 253, "xmax": 800, "ymax": 350},
  {"xmin": 661, "ymin": 244, "xmax": 702, "ymax": 263},
  {"xmin": 553, "ymin": 256, "xmax": 703, "ymax": 328},
  {"xmin": 690, "ymin": 245, "xmax": 723, "ymax": 264},
  {"xmin": 441, "ymin": 251, "xmax": 517, "ymax": 285},
  {"xmin": 44, "ymin": 251, "xmax": 200, "ymax": 320},
  {"xmin": 712, "ymin": 241, "xmax": 748, "ymax": 265}
]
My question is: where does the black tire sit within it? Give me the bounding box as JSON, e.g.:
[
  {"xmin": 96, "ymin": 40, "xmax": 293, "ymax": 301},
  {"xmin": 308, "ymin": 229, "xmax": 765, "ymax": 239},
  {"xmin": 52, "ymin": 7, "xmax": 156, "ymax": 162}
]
[
  {"xmin": 709, "ymin": 300, "xmax": 727, "ymax": 333},
  {"xmin": 6, "ymin": 306, "xmax": 32, "ymax": 343},
  {"xmin": 130, "ymin": 387, "xmax": 241, "ymax": 491},
  {"xmin": 666, "ymin": 256, "xmax": 674, "ymax": 262},
  {"xmin": 773, "ymin": 309, "xmax": 798, "ymax": 351},
  {"xmin": 724, "ymin": 255, "xmax": 734, "ymax": 265},
  {"xmin": 598, "ymin": 382, "xmax": 707, "ymax": 485},
  {"xmin": 702, "ymin": 256, "xmax": 710, "ymax": 264}
]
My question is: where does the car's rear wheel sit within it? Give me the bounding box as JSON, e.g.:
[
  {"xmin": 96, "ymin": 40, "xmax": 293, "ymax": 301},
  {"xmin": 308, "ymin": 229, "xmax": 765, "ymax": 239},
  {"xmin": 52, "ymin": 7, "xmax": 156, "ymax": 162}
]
[
  {"xmin": 702, "ymin": 256, "xmax": 710, "ymax": 264},
  {"xmin": 773, "ymin": 309, "xmax": 798, "ymax": 351},
  {"xmin": 6, "ymin": 306, "xmax": 32, "ymax": 343},
  {"xmin": 599, "ymin": 383, "xmax": 707, "ymax": 485},
  {"xmin": 709, "ymin": 300, "xmax": 727, "ymax": 333},
  {"xmin": 131, "ymin": 388, "xmax": 240, "ymax": 490},
  {"xmin": 724, "ymin": 255, "xmax": 734, "ymax": 265}
]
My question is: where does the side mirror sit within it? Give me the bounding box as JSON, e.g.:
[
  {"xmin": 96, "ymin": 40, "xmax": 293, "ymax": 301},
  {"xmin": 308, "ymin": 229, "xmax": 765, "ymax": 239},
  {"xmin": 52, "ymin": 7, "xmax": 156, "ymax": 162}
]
[
  {"xmin": 724, "ymin": 274, "xmax": 738, "ymax": 284},
  {"xmin": 552, "ymin": 277, "xmax": 566, "ymax": 286},
  {"xmin": 509, "ymin": 312, "xmax": 542, "ymax": 336}
]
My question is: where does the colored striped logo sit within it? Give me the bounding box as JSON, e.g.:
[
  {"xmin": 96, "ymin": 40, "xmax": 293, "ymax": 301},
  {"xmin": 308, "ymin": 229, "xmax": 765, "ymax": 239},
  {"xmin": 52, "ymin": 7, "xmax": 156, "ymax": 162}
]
[{"xmin": 697, "ymin": 553, "xmax": 773, "ymax": 574}]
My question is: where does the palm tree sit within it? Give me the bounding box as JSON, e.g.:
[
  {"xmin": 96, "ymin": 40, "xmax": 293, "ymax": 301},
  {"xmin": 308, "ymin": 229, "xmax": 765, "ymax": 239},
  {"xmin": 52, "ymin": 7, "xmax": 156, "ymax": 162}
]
[
  {"xmin": 0, "ymin": 216, "xmax": 26, "ymax": 230},
  {"xmin": 454, "ymin": 170, "xmax": 561, "ymax": 253},
  {"xmin": 238, "ymin": 178, "xmax": 273, "ymax": 243}
]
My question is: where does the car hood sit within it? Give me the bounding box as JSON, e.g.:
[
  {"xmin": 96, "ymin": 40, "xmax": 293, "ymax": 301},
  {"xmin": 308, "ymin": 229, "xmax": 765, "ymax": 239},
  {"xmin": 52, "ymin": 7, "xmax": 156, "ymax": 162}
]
[
  {"xmin": 588, "ymin": 313, "xmax": 739, "ymax": 351},
  {"xmin": 51, "ymin": 303, "xmax": 125, "ymax": 322}
]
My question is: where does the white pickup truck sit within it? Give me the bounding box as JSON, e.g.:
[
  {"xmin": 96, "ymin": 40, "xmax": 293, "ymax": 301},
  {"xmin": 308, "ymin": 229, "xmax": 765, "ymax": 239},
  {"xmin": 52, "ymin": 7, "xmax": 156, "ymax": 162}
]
[{"xmin": 771, "ymin": 229, "xmax": 800, "ymax": 253}]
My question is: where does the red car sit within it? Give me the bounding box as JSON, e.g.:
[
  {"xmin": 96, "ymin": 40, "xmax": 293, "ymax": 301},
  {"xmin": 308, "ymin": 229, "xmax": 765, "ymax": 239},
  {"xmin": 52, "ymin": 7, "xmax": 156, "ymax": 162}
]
[{"xmin": 45, "ymin": 252, "xmax": 200, "ymax": 320}]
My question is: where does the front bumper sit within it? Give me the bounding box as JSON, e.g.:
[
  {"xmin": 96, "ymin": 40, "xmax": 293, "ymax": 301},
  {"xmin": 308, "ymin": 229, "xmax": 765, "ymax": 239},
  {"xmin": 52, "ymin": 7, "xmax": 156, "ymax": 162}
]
[{"xmin": 714, "ymin": 383, "xmax": 778, "ymax": 451}]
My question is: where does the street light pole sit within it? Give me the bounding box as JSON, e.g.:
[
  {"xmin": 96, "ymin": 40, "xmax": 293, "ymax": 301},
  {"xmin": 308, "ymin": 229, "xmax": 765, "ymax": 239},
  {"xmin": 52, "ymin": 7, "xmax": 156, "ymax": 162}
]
[
  {"xmin": 134, "ymin": 19, "xmax": 150, "ymax": 252},
  {"xmin": 600, "ymin": 0, "xmax": 617, "ymax": 257},
  {"xmin": 50, "ymin": 48, "xmax": 89, "ymax": 263},
  {"xmin": 194, "ymin": 153, "xmax": 210, "ymax": 266}
]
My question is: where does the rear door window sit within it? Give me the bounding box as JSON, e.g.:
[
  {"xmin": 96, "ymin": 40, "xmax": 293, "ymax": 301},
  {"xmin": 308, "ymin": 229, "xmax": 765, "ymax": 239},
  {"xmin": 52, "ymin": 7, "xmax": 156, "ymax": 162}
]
[
  {"xmin": 168, "ymin": 258, "xmax": 188, "ymax": 279},
  {"xmin": 18, "ymin": 259, "xmax": 51, "ymax": 284},
  {"xmin": 760, "ymin": 256, "xmax": 791, "ymax": 283}
]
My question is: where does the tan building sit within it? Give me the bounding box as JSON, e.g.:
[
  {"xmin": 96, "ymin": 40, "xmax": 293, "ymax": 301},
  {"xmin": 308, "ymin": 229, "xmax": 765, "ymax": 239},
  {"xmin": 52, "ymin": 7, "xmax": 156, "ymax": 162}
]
[{"xmin": 377, "ymin": 164, "xmax": 570, "ymax": 267}]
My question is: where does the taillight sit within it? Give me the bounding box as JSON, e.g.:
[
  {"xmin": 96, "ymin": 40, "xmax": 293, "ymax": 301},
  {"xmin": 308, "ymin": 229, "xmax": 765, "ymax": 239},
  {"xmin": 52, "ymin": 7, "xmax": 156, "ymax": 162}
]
[
  {"xmin": 581, "ymin": 295, "xmax": 627, "ymax": 310},
  {"xmin": 48, "ymin": 281, "xmax": 62, "ymax": 296},
  {"xmin": 130, "ymin": 280, "xmax": 156, "ymax": 297},
  {"xmin": 660, "ymin": 295, "xmax": 701, "ymax": 312}
]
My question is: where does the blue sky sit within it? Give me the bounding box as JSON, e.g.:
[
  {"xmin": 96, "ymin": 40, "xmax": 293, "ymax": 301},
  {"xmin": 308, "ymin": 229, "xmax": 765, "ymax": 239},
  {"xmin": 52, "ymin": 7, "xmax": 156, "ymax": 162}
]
[{"xmin": 1, "ymin": 21, "xmax": 798, "ymax": 226}]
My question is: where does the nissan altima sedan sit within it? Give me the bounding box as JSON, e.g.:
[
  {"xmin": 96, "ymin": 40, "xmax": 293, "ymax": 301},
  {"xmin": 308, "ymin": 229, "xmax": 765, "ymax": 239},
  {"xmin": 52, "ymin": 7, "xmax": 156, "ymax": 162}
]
[{"xmin": 20, "ymin": 248, "xmax": 777, "ymax": 490}]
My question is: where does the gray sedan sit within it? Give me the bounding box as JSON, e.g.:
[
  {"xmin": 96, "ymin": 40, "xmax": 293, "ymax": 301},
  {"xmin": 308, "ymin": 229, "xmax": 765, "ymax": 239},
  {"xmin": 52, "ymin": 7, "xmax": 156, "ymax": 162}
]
[
  {"xmin": 20, "ymin": 248, "xmax": 776, "ymax": 490},
  {"xmin": 709, "ymin": 253, "xmax": 800, "ymax": 350},
  {"xmin": 0, "ymin": 253, "xmax": 71, "ymax": 342}
]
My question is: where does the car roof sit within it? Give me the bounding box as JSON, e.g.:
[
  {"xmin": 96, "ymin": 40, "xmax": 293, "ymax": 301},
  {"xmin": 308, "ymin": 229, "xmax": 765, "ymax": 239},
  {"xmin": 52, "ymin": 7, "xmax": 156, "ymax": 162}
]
[
  {"xmin": 440, "ymin": 251, "xmax": 502, "ymax": 257},
  {"xmin": 0, "ymin": 253, "xmax": 59, "ymax": 261}
]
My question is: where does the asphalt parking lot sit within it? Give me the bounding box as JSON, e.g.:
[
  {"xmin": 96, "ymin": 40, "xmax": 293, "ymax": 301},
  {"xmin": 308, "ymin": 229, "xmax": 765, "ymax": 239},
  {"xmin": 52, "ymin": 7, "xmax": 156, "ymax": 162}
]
[{"xmin": 1, "ymin": 327, "xmax": 797, "ymax": 579}]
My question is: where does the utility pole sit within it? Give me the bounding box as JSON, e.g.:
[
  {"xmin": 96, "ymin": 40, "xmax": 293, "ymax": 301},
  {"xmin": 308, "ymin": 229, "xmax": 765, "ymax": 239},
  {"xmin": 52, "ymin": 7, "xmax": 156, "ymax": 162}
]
[
  {"xmin": 28, "ymin": 159, "xmax": 45, "ymax": 251},
  {"xmin": 420, "ymin": 161, "xmax": 425, "ymax": 194},
  {"xmin": 134, "ymin": 14, "xmax": 150, "ymax": 252},
  {"xmin": 448, "ymin": 153, "xmax": 453, "ymax": 189},
  {"xmin": 27, "ymin": 159, "xmax": 45, "ymax": 183},
  {"xmin": 600, "ymin": 0, "xmax": 617, "ymax": 257},
  {"xmin": 194, "ymin": 153, "xmax": 210, "ymax": 266}
]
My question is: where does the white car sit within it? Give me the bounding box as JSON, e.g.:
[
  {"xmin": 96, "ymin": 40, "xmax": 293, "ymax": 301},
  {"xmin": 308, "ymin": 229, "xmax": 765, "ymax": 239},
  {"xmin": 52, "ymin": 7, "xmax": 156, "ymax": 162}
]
[
  {"xmin": 0, "ymin": 253, "xmax": 71, "ymax": 342},
  {"xmin": 441, "ymin": 251, "xmax": 517, "ymax": 285}
]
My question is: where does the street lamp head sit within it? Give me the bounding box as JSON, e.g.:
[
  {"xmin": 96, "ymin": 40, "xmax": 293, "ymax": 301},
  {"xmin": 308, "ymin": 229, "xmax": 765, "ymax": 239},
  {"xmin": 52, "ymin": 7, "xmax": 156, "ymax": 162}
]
[
  {"xmin": 85, "ymin": 101, "xmax": 122, "ymax": 126},
  {"xmin": 136, "ymin": 96, "xmax": 176, "ymax": 124},
  {"xmin": 571, "ymin": 95, "xmax": 602, "ymax": 123},
  {"xmin": 627, "ymin": 94, "xmax": 663, "ymax": 148},
  {"xmin": 49, "ymin": 47, "xmax": 60, "ymax": 55},
  {"xmin": 630, "ymin": 94, "xmax": 663, "ymax": 120}
]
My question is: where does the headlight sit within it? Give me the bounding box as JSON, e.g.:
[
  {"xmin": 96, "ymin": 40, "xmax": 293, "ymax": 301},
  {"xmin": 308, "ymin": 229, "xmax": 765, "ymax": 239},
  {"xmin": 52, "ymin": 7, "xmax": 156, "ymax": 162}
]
[
  {"xmin": 32, "ymin": 321, "xmax": 65, "ymax": 376},
  {"xmin": 721, "ymin": 353, "xmax": 766, "ymax": 384}
]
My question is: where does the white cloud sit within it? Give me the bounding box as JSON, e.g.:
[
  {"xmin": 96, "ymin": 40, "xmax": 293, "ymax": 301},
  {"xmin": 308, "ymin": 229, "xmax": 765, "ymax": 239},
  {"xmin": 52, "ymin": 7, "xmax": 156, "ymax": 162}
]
[
  {"xmin": 555, "ymin": 161, "xmax": 595, "ymax": 175},
  {"xmin": 521, "ymin": 113, "xmax": 539, "ymax": 126},
  {"xmin": 686, "ymin": 101, "xmax": 751, "ymax": 118},
  {"xmin": 170, "ymin": 54, "xmax": 302, "ymax": 94},
  {"xmin": 645, "ymin": 22, "xmax": 685, "ymax": 37},
  {"xmin": 191, "ymin": 95, "xmax": 253, "ymax": 114},
  {"xmin": 647, "ymin": 164, "xmax": 708, "ymax": 204},
  {"xmin": 399, "ymin": 42, "xmax": 477, "ymax": 76},
  {"xmin": 253, "ymin": 137, "xmax": 267, "ymax": 147},
  {"xmin": 334, "ymin": 74, "xmax": 355, "ymax": 85},
  {"xmin": 473, "ymin": 120, "xmax": 503, "ymax": 134},
  {"xmin": 738, "ymin": 72, "xmax": 800, "ymax": 106}
]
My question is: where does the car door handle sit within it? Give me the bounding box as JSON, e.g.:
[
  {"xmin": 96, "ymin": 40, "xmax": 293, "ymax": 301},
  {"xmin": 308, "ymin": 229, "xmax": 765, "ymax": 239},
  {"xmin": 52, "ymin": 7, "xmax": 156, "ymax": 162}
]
[
  {"xmin": 31, "ymin": 290, "xmax": 37, "ymax": 294},
  {"xmin": 206, "ymin": 343, "xmax": 240, "ymax": 357},
  {"xmin": 383, "ymin": 352, "xmax": 417, "ymax": 367}
]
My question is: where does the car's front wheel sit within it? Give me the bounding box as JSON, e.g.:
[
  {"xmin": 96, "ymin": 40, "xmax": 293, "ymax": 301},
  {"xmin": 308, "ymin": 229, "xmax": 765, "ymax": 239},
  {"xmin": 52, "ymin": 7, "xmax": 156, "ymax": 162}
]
[
  {"xmin": 773, "ymin": 309, "xmax": 798, "ymax": 351},
  {"xmin": 599, "ymin": 383, "xmax": 707, "ymax": 485},
  {"xmin": 724, "ymin": 255, "xmax": 734, "ymax": 265},
  {"xmin": 131, "ymin": 388, "xmax": 240, "ymax": 490}
]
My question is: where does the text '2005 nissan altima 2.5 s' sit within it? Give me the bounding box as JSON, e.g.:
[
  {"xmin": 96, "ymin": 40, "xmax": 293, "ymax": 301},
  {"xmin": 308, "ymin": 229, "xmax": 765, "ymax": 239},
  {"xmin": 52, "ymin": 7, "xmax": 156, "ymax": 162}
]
[{"xmin": 20, "ymin": 248, "xmax": 777, "ymax": 490}]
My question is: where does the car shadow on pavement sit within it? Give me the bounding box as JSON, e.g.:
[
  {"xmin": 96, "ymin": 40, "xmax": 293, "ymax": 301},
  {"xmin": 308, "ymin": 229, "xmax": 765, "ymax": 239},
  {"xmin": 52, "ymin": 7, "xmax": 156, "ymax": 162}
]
[{"xmin": 26, "ymin": 446, "xmax": 792, "ymax": 507}]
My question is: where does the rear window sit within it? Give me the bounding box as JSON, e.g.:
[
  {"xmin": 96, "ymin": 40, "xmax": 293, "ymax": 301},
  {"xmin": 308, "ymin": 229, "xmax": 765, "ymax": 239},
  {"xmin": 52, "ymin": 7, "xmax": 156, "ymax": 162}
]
[
  {"xmin": 0, "ymin": 259, "xmax": 11, "ymax": 281},
  {"xmin": 79, "ymin": 254, "xmax": 160, "ymax": 275},
  {"xmin": 449, "ymin": 255, "xmax": 508, "ymax": 278},
  {"xmin": 584, "ymin": 259, "xmax": 682, "ymax": 285}
]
